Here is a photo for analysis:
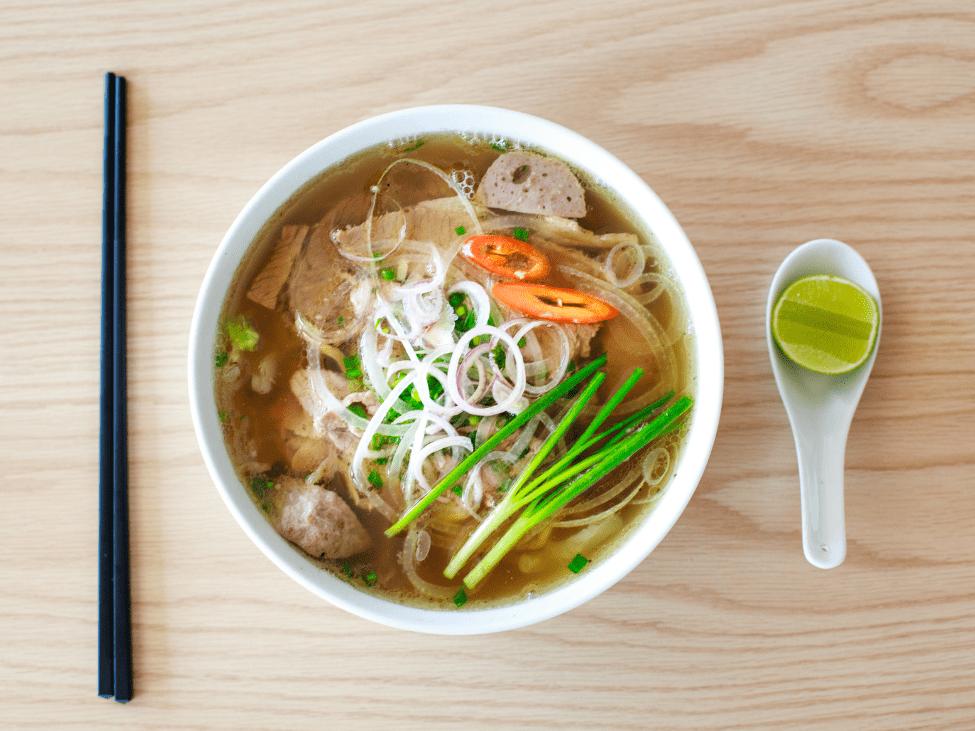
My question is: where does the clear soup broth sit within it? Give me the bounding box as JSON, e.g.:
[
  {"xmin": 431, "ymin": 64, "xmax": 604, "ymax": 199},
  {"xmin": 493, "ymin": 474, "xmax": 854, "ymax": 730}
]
[{"xmin": 215, "ymin": 134, "xmax": 693, "ymax": 609}]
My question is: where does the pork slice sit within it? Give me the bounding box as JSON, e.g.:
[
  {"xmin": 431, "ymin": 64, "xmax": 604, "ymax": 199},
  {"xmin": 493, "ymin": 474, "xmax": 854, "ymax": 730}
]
[
  {"xmin": 561, "ymin": 322, "xmax": 601, "ymax": 362},
  {"xmin": 247, "ymin": 225, "xmax": 309, "ymax": 310},
  {"xmin": 475, "ymin": 152, "xmax": 586, "ymax": 218},
  {"xmin": 274, "ymin": 478, "xmax": 371, "ymax": 559}
]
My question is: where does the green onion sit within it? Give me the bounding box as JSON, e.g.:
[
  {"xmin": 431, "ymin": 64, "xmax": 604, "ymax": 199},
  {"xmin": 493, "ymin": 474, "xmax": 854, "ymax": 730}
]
[
  {"xmin": 455, "ymin": 225, "xmax": 466, "ymax": 236},
  {"xmin": 346, "ymin": 367, "xmax": 362, "ymax": 380},
  {"xmin": 226, "ymin": 314, "xmax": 259, "ymax": 351},
  {"xmin": 462, "ymin": 395, "xmax": 692, "ymax": 589},
  {"xmin": 403, "ymin": 140, "xmax": 424, "ymax": 152},
  {"xmin": 214, "ymin": 350, "xmax": 228, "ymax": 368},
  {"xmin": 513, "ymin": 227, "xmax": 529, "ymax": 242},
  {"xmin": 453, "ymin": 588, "xmax": 467, "ymax": 607},
  {"xmin": 451, "ymin": 484, "xmax": 463, "ymax": 496},
  {"xmin": 361, "ymin": 567, "xmax": 378, "ymax": 586},
  {"xmin": 342, "ymin": 562, "xmax": 354, "ymax": 578},
  {"xmin": 567, "ymin": 554, "xmax": 589, "ymax": 574},
  {"xmin": 443, "ymin": 371, "xmax": 610, "ymax": 579},
  {"xmin": 380, "ymin": 267, "xmax": 396, "ymax": 281},
  {"xmin": 448, "ymin": 292, "xmax": 465, "ymax": 308},
  {"xmin": 348, "ymin": 403, "xmax": 368, "ymax": 419},
  {"xmin": 385, "ymin": 354, "xmax": 609, "ymax": 537},
  {"xmin": 367, "ymin": 470, "xmax": 383, "ymax": 489},
  {"xmin": 491, "ymin": 345, "xmax": 506, "ymax": 369}
]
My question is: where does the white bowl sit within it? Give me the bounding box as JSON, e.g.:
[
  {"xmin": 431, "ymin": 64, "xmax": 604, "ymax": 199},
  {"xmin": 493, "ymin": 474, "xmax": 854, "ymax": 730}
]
[{"xmin": 189, "ymin": 105, "xmax": 723, "ymax": 634}]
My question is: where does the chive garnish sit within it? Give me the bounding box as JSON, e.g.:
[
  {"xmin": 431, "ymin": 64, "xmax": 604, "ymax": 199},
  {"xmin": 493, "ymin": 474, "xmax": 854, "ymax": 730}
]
[
  {"xmin": 461, "ymin": 395, "xmax": 693, "ymax": 589},
  {"xmin": 567, "ymin": 554, "xmax": 589, "ymax": 574}
]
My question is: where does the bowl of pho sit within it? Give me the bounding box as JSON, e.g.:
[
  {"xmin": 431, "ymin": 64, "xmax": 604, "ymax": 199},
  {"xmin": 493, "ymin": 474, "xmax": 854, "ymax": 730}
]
[{"xmin": 189, "ymin": 106, "xmax": 722, "ymax": 634}]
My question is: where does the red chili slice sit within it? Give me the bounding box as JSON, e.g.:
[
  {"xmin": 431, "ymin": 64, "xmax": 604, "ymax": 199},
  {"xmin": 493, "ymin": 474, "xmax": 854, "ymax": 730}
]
[
  {"xmin": 492, "ymin": 282, "xmax": 618, "ymax": 324},
  {"xmin": 462, "ymin": 235, "xmax": 551, "ymax": 281}
]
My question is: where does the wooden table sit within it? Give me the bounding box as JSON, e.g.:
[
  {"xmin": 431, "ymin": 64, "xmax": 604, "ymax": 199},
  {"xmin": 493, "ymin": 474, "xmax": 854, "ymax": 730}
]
[{"xmin": 3, "ymin": 1, "xmax": 973, "ymax": 728}]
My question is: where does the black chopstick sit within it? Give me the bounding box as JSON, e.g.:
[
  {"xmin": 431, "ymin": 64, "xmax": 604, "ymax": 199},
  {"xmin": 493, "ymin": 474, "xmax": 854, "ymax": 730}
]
[{"xmin": 99, "ymin": 71, "xmax": 133, "ymax": 703}]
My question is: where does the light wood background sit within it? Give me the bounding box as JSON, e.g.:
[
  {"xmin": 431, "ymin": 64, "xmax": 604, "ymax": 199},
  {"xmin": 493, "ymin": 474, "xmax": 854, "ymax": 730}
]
[{"xmin": 2, "ymin": 1, "xmax": 973, "ymax": 729}]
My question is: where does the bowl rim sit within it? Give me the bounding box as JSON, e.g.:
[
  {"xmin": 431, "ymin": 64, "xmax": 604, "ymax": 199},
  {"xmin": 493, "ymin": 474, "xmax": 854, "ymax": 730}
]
[{"xmin": 188, "ymin": 104, "xmax": 723, "ymax": 634}]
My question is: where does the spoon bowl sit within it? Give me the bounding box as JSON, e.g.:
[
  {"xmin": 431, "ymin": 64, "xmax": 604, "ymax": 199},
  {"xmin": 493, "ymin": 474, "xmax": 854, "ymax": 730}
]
[{"xmin": 766, "ymin": 239, "xmax": 882, "ymax": 569}]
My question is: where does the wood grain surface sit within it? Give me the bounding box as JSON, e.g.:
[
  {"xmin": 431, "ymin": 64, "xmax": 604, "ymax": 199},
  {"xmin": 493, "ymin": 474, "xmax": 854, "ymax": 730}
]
[{"xmin": 1, "ymin": 1, "xmax": 973, "ymax": 729}]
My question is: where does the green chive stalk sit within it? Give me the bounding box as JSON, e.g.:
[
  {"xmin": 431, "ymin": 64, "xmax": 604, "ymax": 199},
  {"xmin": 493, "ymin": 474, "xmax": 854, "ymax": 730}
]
[{"xmin": 462, "ymin": 395, "xmax": 693, "ymax": 589}]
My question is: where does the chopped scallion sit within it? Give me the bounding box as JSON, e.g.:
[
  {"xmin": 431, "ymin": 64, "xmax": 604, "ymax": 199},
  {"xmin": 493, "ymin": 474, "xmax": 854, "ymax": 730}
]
[
  {"xmin": 513, "ymin": 227, "xmax": 529, "ymax": 242},
  {"xmin": 226, "ymin": 314, "xmax": 259, "ymax": 351},
  {"xmin": 567, "ymin": 554, "xmax": 589, "ymax": 574}
]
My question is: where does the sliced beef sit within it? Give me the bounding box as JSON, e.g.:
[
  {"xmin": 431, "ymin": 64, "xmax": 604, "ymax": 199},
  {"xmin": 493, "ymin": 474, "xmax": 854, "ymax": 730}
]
[
  {"xmin": 273, "ymin": 478, "xmax": 371, "ymax": 559},
  {"xmin": 246, "ymin": 225, "xmax": 309, "ymax": 310}
]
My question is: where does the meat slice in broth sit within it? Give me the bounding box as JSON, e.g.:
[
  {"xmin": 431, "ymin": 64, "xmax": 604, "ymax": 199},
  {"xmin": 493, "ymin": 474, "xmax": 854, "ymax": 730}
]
[
  {"xmin": 274, "ymin": 478, "xmax": 371, "ymax": 559},
  {"xmin": 247, "ymin": 224, "xmax": 309, "ymax": 310},
  {"xmin": 476, "ymin": 152, "xmax": 586, "ymax": 218}
]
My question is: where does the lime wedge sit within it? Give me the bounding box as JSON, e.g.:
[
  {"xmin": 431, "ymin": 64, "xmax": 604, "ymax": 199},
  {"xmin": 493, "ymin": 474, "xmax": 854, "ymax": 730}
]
[{"xmin": 771, "ymin": 275, "xmax": 879, "ymax": 374}]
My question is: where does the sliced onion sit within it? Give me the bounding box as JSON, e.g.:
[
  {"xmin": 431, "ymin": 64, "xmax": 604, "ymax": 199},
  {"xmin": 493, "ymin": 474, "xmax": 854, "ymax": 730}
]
[
  {"xmin": 446, "ymin": 326, "xmax": 526, "ymax": 416},
  {"xmin": 555, "ymin": 468, "xmax": 643, "ymax": 527},
  {"xmin": 604, "ymin": 239, "xmax": 646, "ymax": 288},
  {"xmin": 511, "ymin": 321, "xmax": 571, "ymax": 395},
  {"xmin": 642, "ymin": 446, "xmax": 670, "ymax": 487},
  {"xmin": 558, "ymin": 265, "xmax": 676, "ymax": 412},
  {"xmin": 446, "ymin": 281, "xmax": 491, "ymax": 330},
  {"xmin": 350, "ymin": 370, "xmax": 418, "ymax": 489},
  {"xmin": 303, "ymin": 341, "xmax": 409, "ymax": 437},
  {"xmin": 410, "ymin": 435, "xmax": 472, "ymax": 493},
  {"xmin": 402, "ymin": 527, "xmax": 457, "ymax": 600}
]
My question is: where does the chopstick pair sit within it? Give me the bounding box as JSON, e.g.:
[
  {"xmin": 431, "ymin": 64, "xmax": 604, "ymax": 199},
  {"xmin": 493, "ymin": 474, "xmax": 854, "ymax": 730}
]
[{"xmin": 98, "ymin": 71, "xmax": 133, "ymax": 703}]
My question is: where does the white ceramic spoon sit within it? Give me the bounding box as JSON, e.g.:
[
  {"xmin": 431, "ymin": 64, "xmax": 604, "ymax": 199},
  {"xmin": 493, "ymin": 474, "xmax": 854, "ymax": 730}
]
[{"xmin": 766, "ymin": 239, "xmax": 882, "ymax": 569}]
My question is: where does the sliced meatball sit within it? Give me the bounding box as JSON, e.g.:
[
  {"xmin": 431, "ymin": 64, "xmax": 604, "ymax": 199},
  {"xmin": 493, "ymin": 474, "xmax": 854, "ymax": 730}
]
[
  {"xmin": 274, "ymin": 478, "xmax": 371, "ymax": 559},
  {"xmin": 475, "ymin": 152, "xmax": 586, "ymax": 218}
]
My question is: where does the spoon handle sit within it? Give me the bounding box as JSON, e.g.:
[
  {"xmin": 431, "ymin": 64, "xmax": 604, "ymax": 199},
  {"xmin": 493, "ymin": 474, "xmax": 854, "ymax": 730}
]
[{"xmin": 796, "ymin": 428, "xmax": 847, "ymax": 569}]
